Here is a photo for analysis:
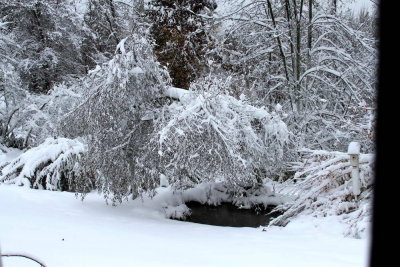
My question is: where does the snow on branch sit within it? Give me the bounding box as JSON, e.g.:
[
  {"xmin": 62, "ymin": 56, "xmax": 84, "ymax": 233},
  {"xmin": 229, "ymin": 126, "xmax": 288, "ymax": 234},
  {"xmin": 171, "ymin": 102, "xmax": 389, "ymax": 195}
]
[
  {"xmin": 60, "ymin": 33, "xmax": 172, "ymax": 204},
  {"xmin": 312, "ymin": 13, "xmax": 376, "ymax": 54},
  {"xmin": 164, "ymin": 86, "xmax": 191, "ymax": 100},
  {"xmin": 270, "ymin": 149, "xmax": 374, "ymax": 238},
  {"xmin": 0, "ymin": 138, "xmax": 88, "ymax": 191},
  {"xmin": 154, "ymin": 80, "xmax": 290, "ymax": 191}
]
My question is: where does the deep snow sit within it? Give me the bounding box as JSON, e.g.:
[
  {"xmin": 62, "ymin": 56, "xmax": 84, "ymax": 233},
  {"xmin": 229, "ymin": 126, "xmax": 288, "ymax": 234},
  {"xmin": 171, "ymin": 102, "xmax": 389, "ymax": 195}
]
[{"xmin": 0, "ymin": 185, "xmax": 370, "ymax": 267}]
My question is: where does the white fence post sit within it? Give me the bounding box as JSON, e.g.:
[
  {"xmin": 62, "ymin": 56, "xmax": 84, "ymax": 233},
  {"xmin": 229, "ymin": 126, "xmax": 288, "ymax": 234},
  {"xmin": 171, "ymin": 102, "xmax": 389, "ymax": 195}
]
[
  {"xmin": 160, "ymin": 173, "xmax": 169, "ymax": 187},
  {"xmin": 348, "ymin": 142, "xmax": 361, "ymax": 197}
]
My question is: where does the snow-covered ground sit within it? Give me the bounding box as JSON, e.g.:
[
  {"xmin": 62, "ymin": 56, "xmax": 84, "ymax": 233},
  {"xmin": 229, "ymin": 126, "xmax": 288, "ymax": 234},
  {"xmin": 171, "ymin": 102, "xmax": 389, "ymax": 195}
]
[
  {"xmin": 0, "ymin": 147, "xmax": 371, "ymax": 267},
  {"xmin": 0, "ymin": 184, "xmax": 370, "ymax": 267}
]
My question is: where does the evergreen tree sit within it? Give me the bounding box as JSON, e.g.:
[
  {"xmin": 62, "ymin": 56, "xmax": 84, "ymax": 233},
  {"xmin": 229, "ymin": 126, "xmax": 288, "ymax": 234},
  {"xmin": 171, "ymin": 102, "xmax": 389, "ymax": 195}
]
[{"xmin": 147, "ymin": 0, "xmax": 217, "ymax": 89}]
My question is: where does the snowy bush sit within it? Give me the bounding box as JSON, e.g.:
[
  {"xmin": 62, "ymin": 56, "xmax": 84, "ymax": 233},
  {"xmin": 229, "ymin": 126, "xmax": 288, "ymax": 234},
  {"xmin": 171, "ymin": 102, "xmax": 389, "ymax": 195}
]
[
  {"xmin": 153, "ymin": 77, "xmax": 290, "ymax": 193},
  {"xmin": 269, "ymin": 149, "xmax": 374, "ymax": 238},
  {"xmin": 0, "ymin": 138, "xmax": 90, "ymax": 191}
]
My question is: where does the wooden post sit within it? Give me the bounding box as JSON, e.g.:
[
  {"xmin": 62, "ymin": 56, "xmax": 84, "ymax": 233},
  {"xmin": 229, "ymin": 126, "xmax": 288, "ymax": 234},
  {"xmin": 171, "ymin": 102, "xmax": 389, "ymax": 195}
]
[{"xmin": 348, "ymin": 142, "xmax": 361, "ymax": 196}]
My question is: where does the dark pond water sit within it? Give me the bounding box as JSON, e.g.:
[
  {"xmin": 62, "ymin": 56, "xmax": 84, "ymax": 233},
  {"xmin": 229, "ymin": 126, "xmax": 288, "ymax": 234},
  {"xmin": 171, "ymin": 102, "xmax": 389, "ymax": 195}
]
[{"xmin": 184, "ymin": 201, "xmax": 281, "ymax": 228}]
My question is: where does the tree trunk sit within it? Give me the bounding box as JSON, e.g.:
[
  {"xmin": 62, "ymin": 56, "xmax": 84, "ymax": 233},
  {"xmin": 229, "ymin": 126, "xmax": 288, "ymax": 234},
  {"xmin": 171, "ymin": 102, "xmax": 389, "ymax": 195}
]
[
  {"xmin": 308, "ymin": 0, "xmax": 312, "ymax": 54},
  {"xmin": 284, "ymin": 0, "xmax": 296, "ymax": 78},
  {"xmin": 291, "ymin": 0, "xmax": 304, "ymax": 112},
  {"xmin": 332, "ymin": 0, "xmax": 337, "ymax": 15},
  {"xmin": 266, "ymin": 0, "xmax": 289, "ymax": 82},
  {"xmin": 306, "ymin": 0, "xmax": 313, "ymax": 90}
]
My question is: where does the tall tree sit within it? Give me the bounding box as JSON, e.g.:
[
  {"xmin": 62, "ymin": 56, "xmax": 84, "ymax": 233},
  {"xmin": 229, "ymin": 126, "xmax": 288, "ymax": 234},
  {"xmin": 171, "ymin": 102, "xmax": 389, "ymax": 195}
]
[
  {"xmin": 147, "ymin": 0, "xmax": 217, "ymax": 89},
  {"xmin": 61, "ymin": 26, "xmax": 171, "ymax": 203}
]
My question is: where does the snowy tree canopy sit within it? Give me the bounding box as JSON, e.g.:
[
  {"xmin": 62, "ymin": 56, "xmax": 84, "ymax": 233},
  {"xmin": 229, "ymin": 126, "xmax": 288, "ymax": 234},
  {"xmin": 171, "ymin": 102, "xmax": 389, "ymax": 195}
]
[
  {"xmin": 207, "ymin": 0, "xmax": 377, "ymax": 153},
  {"xmin": 152, "ymin": 76, "xmax": 290, "ymax": 193},
  {"xmin": 61, "ymin": 29, "xmax": 171, "ymax": 203},
  {"xmin": 0, "ymin": 0, "xmax": 87, "ymax": 93}
]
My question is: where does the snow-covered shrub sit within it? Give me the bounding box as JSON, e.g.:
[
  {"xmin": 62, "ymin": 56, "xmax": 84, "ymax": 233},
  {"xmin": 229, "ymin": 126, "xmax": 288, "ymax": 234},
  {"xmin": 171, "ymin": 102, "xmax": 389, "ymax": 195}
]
[
  {"xmin": 0, "ymin": 63, "xmax": 26, "ymax": 147},
  {"xmin": 269, "ymin": 149, "xmax": 374, "ymax": 238},
  {"xmin": 153, "ymin": 77, "xmax": 290, "ymax": 193},
  {"xmin": 0, "ymin": 138, "xmax": 90, "ymax": 192}
]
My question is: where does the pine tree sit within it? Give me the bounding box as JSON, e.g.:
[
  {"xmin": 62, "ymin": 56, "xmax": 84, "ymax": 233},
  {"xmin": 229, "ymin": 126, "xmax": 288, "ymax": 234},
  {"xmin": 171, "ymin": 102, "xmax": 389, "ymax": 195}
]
[{"xmin": 147, "ymin": 0, "xmax": 217, "ymax": 89}]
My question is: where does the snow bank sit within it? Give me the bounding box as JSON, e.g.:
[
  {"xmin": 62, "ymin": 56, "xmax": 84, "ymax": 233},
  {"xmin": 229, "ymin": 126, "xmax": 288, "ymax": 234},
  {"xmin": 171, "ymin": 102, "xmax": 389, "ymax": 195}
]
[
  {"xmin": 270, "ymin": 149, "xmax": 374, "ymax": 238},
  {"xmin": 0, "ymin": 138, "xmax": 87, "ymax": 191}
]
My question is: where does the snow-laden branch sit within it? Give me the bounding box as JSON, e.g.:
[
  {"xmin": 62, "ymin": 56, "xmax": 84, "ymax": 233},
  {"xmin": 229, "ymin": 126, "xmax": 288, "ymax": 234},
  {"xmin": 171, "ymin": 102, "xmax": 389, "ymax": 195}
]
[
  {"xmin": 164, "ymin": 86, "xmax": 191, "ymax": 100},
  {"xmin": 154, "ymin": 78, "xmax": 290, "ymax": 191},
  {"xmin": 270, "ymin": 149, "xmax": 374, "ymax": 238},
  {"xmin": 312, "ymin": 13, "xmax": 376, "ymax": 54},
  {"xmin": 0, "ymin": 138, "xmax": 87, "ymax": 191}
]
